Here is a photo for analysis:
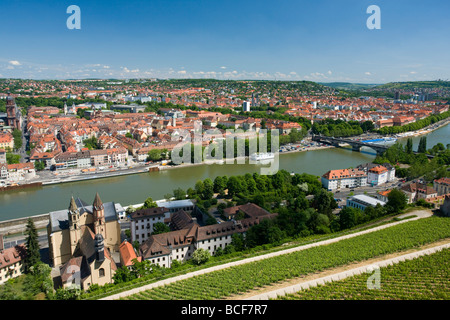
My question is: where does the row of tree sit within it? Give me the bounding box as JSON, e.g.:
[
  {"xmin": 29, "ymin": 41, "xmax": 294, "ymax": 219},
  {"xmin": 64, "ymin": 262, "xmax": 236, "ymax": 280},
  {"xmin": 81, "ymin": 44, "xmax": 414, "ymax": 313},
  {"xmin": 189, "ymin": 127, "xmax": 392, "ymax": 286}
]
[
  {"xmin": 311, "ymin": 119, "xmax": 375, "ymax": 137},
  {"xmin": 374, "ymin": 141, "xmax": 450, "ymax": 182}
]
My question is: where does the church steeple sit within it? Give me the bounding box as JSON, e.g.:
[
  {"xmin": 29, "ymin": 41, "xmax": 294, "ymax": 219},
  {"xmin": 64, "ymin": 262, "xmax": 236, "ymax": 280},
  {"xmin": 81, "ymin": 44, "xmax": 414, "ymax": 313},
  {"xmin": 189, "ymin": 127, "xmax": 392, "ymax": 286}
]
[
  {"xmin": 93, "ymin": 193, "xmax": 105, "ymax": 237},
  {"xmin": 93, "ymin": 192, "xmax": 103, "ymax": 211},
  {"xmin": 69, "ymin": 196, "xmax": 80, "ymax": 229},
  {"xmin": 68, "ymin": 196, "xmax": 80, "ymax": 255}
]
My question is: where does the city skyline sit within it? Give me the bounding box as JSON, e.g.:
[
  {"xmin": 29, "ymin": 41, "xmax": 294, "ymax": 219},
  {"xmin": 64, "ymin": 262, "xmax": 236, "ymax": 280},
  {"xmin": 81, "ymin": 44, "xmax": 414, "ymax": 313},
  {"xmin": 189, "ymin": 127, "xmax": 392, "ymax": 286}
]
[{"xmin": 0, "ymin": 0, "xmax": 449, "ymax": 82}]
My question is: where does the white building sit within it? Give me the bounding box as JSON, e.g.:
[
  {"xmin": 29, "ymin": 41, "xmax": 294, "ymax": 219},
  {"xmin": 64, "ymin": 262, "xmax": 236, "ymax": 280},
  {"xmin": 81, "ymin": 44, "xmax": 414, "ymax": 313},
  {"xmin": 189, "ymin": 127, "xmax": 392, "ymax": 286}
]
[
  {"xmin": 139, "ymin": 216, "xmax": 274, "ymax": 268},
  {"xmin": 0, "ymin": 237, "xmax": 24, "ymax": 285},
  {"xmin": 130, "ymin": 207, "xmax": 171, "ymax": 244},
  {"xmin": 367, "ymin": 165, "xmax": 389, "ymax": 186},
  {"xmin": 243, "ymin": 101, "xmax": 251, "ymax": 112},
  {"xmin": 346, "ymin": 194, "xmax": 386, "ymax": 211},
  {"xmin": 321, "ymin": 168, "xmax": 368, "ymax": 191}
]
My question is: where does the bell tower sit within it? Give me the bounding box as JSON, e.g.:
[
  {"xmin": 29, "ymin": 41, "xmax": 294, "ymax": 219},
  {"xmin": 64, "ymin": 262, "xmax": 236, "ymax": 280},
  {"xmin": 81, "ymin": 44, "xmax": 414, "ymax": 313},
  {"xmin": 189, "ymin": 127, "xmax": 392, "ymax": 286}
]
[
  {"xmin": 93, "ymin": 192, "xmax": 106, "ymax": 238},
  {"xmin": 68, "ymin": 196, "xmax": 81, "ymax": 255},
  {"xmin": 6, "ymin": 93, "xmax": 17, "ymax": 129}
]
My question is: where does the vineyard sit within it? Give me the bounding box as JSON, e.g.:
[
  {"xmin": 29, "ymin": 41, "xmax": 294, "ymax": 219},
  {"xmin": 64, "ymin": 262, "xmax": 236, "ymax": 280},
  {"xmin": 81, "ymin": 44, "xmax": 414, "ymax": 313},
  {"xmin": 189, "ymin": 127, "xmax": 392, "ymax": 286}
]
[
  {"xmin": 121, "ymin": 217, "xmax": 450, "ymax": 300},
  {"xmin": 278, "ymin": 248, "xmax": 450, "ymax": 300}
]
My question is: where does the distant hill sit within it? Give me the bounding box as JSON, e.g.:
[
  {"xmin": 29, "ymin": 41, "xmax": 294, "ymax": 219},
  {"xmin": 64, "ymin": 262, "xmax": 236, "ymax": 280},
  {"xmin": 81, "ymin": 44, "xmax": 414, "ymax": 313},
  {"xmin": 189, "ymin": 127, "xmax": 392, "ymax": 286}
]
[
  {"xmin": 374, "ymin": 80, "xmax": 450, "ymax": 90},
  {"xmin": 320, "ymin": 82, "xmax": 379, "ymax": 90}
]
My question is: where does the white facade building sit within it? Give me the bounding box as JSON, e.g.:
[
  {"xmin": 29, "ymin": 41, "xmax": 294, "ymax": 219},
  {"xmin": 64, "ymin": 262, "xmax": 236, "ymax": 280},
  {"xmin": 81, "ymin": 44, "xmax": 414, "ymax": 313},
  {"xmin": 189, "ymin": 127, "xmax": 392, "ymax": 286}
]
[
  {"xmin": 322, "ymin": 168, "xmax": 368, "ymax": 191},
  {"xmin": 346, "ymin": 194, "xmax": 386, "ymax": 211}
]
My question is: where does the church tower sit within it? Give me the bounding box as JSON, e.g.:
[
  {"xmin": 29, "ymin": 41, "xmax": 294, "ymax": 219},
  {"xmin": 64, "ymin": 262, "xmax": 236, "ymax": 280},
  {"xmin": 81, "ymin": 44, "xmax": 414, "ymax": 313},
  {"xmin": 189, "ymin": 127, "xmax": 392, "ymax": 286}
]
[
  {"xmin": 68, "ymin": 196, "xmax": 81, "ymax": 255},
  {"xmin": 93, "ymin": 192, "xmax": 106, "ymax": 238},
  {"xmin": 6, "ymin": 93, "xmax": 18, "ymax": 129}
]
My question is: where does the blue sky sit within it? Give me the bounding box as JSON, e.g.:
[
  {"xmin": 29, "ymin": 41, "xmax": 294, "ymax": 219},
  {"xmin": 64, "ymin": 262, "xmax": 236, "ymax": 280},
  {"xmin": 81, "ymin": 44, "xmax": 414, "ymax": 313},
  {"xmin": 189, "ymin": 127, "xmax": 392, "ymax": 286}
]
[{"xmin": 0, "ymin": 0, "xmax": 449, "ymax": 83}]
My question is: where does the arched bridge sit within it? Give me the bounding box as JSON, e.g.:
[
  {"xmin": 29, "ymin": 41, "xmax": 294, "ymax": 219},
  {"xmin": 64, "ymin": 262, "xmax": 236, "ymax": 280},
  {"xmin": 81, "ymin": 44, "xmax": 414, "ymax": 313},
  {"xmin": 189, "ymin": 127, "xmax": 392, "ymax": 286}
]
[{"xmin": 312, "ymin": 135, "xmax": 388, "ymax": 155}]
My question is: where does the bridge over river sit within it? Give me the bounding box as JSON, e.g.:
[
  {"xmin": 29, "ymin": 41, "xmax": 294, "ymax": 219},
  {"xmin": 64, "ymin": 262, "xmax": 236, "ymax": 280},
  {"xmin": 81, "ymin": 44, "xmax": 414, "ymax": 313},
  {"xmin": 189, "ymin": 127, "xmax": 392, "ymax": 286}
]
[
  {"xmin": 312, "ymin": 135, "xmax": 389, "ymax": 154},
  {"xmin": 312, "ymin": 135, "xmax": 435, "ymax": 158}
]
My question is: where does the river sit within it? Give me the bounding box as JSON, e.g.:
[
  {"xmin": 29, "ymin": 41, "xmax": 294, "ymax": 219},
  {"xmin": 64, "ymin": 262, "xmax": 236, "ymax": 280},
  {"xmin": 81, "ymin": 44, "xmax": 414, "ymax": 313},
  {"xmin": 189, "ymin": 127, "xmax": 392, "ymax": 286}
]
[{"xmin": 0, "ymin": 123, "xmax": 448, "ymax": 221}]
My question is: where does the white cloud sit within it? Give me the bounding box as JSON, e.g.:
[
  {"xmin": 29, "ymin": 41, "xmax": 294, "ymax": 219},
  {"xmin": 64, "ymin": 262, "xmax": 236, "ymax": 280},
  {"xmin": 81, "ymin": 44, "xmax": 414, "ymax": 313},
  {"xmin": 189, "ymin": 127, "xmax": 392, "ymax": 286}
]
[
  {"xmin": 220, "ymin": 66, "xmax": 227, "ymax": 69},
  {"xmin": 178, "ymin": 70, "xmax": 187, "ymax": 74},
  {"xmin": 327, "ymin": 70, "xmax": 332, "ymax": 75},
  {"xmin": 365, "ymin": 72, "xmax": 372, "ymax": 76},
  {"xmin": 9, "ymin": 60, "xmax": 21, "ymax": 66},
  {"xmin": 410, "ymin": 71, "xmax": 417, "ymax": 74}
]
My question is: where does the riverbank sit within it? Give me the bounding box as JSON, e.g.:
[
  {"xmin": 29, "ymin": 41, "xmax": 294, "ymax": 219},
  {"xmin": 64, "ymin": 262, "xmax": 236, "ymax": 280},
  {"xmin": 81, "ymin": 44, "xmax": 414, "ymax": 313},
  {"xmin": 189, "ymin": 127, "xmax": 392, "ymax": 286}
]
[
  {"xmin": 395, "ymin": 116, "xmax": 450, "ymax": 139},
  {"xmin": 6, "ymin": 140, "xmax": 333, "ymax": 188}
]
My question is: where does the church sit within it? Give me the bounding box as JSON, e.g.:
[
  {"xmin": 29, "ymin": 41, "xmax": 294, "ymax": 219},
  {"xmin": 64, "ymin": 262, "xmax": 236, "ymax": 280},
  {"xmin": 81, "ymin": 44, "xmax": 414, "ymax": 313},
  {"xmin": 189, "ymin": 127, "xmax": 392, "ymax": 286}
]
[
  {"xmin": 47, "ymin": 193, "xmax": 122, "ymax": 290},
  {"xmin": 0, "ymin": 93, "xmax": 22, "ymax": 132}
]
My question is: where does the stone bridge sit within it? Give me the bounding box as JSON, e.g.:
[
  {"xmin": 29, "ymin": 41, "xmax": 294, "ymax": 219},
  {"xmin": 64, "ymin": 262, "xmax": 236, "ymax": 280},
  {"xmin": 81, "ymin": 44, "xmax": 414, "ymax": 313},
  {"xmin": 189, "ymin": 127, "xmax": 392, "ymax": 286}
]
[{"xmin": 312, "ymin": 135, "xmax": 389, "ymax": 155}]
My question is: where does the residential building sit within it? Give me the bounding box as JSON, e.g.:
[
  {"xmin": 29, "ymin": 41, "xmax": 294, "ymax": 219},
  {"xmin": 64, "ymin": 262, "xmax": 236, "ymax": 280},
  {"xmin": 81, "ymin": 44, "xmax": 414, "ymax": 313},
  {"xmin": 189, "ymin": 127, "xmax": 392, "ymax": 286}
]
[
  {"xmin": 0, "ymin": 132, "xmax": 14, "ymax": 150},
  {"xmin": 0, "ymin": 149, "xmax": 5, "ymax": 163},
  {"xmin": 222, "ymin": 202, "xmax": 271, "ymax": 220},
  {"xmin": 357, "ymin": 162, "xmax": 395, "ymax": 183},
  {"xmin": 377, "ymin": 189, "xmax": 392, "ymax": 203},
  {"xmin": 433, "ymin": 177, "xmax": 450, "ymax": 196},
  {"xmin": 367, "ymin": 165, "xmax": 389, "ymax": 186},
  {"xmin": 7, "ymin": 162, "xmax": 36, "ymax": 182},
  {"xmin": 119, "ymin": 240, "xmax": 141, "ymax": 269},
  {"xmin": 0, "ymin": 237, "xmax": 25, "ymax": 285},
  {"xmin": 139, "ymin": 206, "xmax": 276, "ymax": 268},
  {"xmin": 401, "ymin": 183, "xmax": 438, "ymax": 204},
  {"xmin": 321, "ymin": 168, "xmax": 367, "ymax": 191},
  {"xmin": 130, "ymin": 207, "xmax": 171, "ymax": 244}
]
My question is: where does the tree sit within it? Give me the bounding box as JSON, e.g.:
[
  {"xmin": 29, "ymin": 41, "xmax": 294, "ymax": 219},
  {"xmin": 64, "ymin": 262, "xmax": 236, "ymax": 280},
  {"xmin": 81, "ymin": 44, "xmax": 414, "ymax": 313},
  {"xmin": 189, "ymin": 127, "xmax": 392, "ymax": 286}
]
[
  {"xmin": 311, "ymin": 189, "xmax": 337, "ymax": 218},
  {"xmin": 152, "ymin": 222, "xmax": 170, "ymax": 235},
  {"xmin": 245, "ymin": 219, "xmax": 285, "ymax": 248},
  {"xmin": 34, "ymin": 160, "xmax": 45, "ymax": 171},
  {"xmin": 406, "ymin": 138, "xmax": 413, "ymax": 154},
  {"xmin": 12, "ymin": 129, "xmax": 22, "ymax": 150},
  {"xmin": 142, "ymin": 197, "xmax": 157, "ymax": 209},
  {"xmin": 338, "ymin": 206, "xmax": 361, "ymax": 230},
  {"xmin": 230, "ymin": 233, "xmax": 245, "ymax": 251},
  {"xmin": 113, "ymin": 266, "xmax": 135, "ymax": 284},
  {"xmin": 6, "ymin": 153, "xmax": 20, "ymax": 164},
  {"xmin": 386, "ymin": 188, "xmax": 407, "ymax": 214},
  {"xmin": 148, "ymin": 149, "xmax": 162, "ymax": 162},
  {"xmin": 418, "ymin": 136, "xmax": 427, "ymax": 153},
  {"xmin": 173, "ymin": 188, "xmax": 186, "ymax": 200},
  {"xmin": 23, "ymin": 218, "xmax": 41, "ymax": 273},
  {"xmin": 191, "ymin": 248, "xmax": 210, "ymax": 265},
  {"xmin": 213, "ymin": 176, "xmax": 227, "ymax": 193},
  {"xmin": 227, "ymin": 176, "xmax": 243, "ymax": 197},
  {"xmin": 202, "ymin": 178, "xmax": 214, "ymax": 200}
]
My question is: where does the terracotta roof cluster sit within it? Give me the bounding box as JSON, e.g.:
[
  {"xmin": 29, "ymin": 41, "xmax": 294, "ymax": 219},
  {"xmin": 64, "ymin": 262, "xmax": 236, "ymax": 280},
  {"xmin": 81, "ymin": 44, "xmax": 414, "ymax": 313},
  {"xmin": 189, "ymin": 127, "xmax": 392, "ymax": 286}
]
[{"xmin": 323, "ymin": 168, "xmax": 367, "ymax": 180}]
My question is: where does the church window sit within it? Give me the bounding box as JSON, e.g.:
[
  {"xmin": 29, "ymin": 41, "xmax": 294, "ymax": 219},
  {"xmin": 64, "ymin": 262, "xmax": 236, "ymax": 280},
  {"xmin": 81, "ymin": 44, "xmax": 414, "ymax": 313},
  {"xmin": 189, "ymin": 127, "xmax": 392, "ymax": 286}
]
[{"xmin": 99, "ymin": 268, "xmax": 105, "ymax": 277}]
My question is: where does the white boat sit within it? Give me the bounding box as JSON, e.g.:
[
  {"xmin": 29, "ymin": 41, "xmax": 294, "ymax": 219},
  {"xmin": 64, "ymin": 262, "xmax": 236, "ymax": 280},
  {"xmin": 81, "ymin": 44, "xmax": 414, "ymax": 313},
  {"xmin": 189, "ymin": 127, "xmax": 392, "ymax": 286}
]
[{"xmin": 250, "ymin": 152, "xmax": 275, "ymax": 161}]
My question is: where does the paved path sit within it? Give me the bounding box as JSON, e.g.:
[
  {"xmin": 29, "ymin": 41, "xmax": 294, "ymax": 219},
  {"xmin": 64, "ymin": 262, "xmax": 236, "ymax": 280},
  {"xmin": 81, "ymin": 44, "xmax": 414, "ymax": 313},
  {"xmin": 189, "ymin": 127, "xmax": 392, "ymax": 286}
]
[
  {"xmin": 100, "ymin": 210, "xmax": 432, "ymax": 300},
  {"xmin": 245, "ymin": 242, "xmax": 450, "ymax": 300}
]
